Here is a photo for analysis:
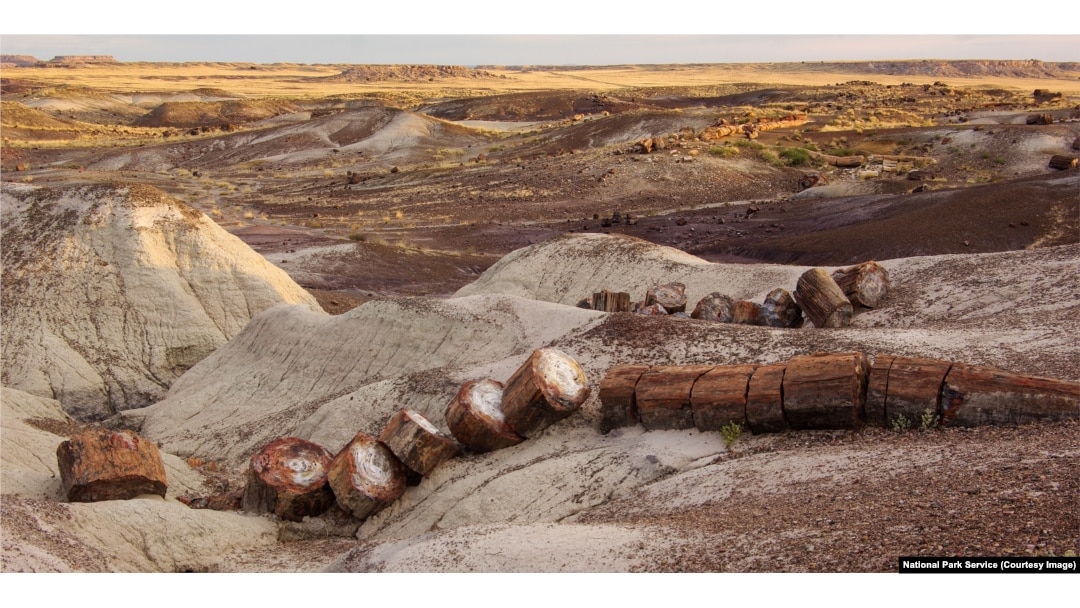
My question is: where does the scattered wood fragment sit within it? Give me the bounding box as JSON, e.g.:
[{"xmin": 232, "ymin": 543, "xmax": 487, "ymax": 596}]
[
  {"xmin": 502, "ymin": 347, "xmax": 590, "ymax": 437},
  {"xmin": 445, "ymin": 379, "xmax": 524, "ymax": 453},
  {"xmin": 691, "ymin": 292, "xmax": 735, "ymax": 323},
  {"xmin": 242, "ymin": 437, "xmax": 334, "ymax": 522},
  {"xmin": 731, "ymin": 300, "xmax": 763, "ymax": 326},
  {"xmin": 57, "ymin": 428, "xmax": 168, "ymax": 503},
  {"xmin": 379, "ymin": 409, "xmax": 459, "ymax": 483},
  {"xmin": 1048, "ymin": 155, "xmax": 1078, "ymax": 170},
  {"xmin": 831, "ymin": 261, "xmax": 890, "ymax": 309},
  {"xmin": 327, "ymin": 432, "xmax": 406, "ymax": 520},
  {"xmin": 794, "ymin": 268, "xmax": 853, "ymax": 328},
  {"xmin": 759, "ymin": 288, "xmax": 803, "ymax": 328},
  {"xmin": 591, "ymin": 290, "xmax": 631, "ymax": 313},
  {"xmin": 644, "ymin": 282, "xmax": 687, "ymax": 314}
]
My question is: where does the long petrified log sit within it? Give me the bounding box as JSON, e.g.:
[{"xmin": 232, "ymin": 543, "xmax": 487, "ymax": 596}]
[
  {"xmin": 865, "ymin": 354, "xmax": 895, "ymax": 427},
  {"xmin": 759, "ymin": 288, "xmax": 803, "ymax": 328},
  {"xmin": 831, "ymin": 261, "xmax": 890, "ymax": 309},
  {"xmin": 783, "ymin": 352, "xmax": 870, "ymax": 429},
  {"xmin": 691, "ymin": 293, "xmax": 735, "ymax": 323},
  {"xmin": 690, "ymin": 365, "xmax": 756, "ymax": 431},
  {"xmin": 636, "ymin": 365, "xmax": 714, "ymax": 430},
  {"xmin": 794, "ymin": 268, "xmax": 853, "ymax": 328},
  {"xmin": 882, "ymin": 356, "xmax": 952, "ymax": 427},
  {"xmin": 380, "ymin": 409, "xmax": 459, "ymax": 482},
  {"xmin": 445, "ymin": 379, "xmax": 524, "ymax": 453},
  {"xmin": 745, "ymin": 364, "xmax": 788, "ymax": 434},
  {"xmin": 808, "ymin": 150, "xmax": 866, "ymax": 167},
  {"xmin": 57, "ymin": 428, "xmax": 167, "ymax": 503},
  {"xmin": 242, "ymin": 437, "xmax": 334, "ymax": 522},
  {"xmin": 501, "ymin": 348, "xmax": 591, "ymax": 437},
  {"xmin": 327, "ymin": 432, "xmax": 407, "ymax": 520},
  {"xmin": 598, "ymin": 364, "xmax": 650, "ymax": 433},
  {"xmin": 940, "ymin": 364, "xmax": 1079, "ymax": 427},
  {"xmin": 592, "ymin": 290, "xmax": 632, "ymax": 313},
  {"xmin": 644, "ymin": 282, "xmax": 687, "ymax": 314}
]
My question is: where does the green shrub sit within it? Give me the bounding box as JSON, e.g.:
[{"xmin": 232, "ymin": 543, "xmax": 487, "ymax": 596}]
[
  {"xmin": 708, "ymin": 145, "xmax": 739, "ymax": 158},
  {"xmin": 348, "ymin": 233, "xmax": 366, "ymax": 242},
  {"xmin": 720, "ymin": 421, "xmax": 743, "ymax": 448},
  {"xmin": 890, "ymin": 413, "xmax": 912, "ymax": 432},
  {"xmin": 780, "ymin": 147, "xmax": 811, "ymax": 166},
  {"xmin": 758, "ymin": 149, "xmax": 782, "ymax": 166},
  {"xmin": 919, "ymin": 408, "xmax": 940, "ymax": 431}
]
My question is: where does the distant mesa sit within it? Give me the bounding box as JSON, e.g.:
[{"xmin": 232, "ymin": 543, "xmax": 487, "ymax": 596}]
[
  {"xmin": 327, "ymin": 65, "xmax": 503, "ymax": 82},
  {"xmin": 48, "ymin": 55, "xmax": 118, "ymax": 64},
  {"xmin": 0, "ymin": 55, "xmax": 40, "ymax": 67}
]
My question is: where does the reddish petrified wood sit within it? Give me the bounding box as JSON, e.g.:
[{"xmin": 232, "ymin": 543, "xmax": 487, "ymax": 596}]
[
  {"xmin": 592, "ymin": 290, "xmax": 632, "ymax": 313},
  {"xmin": 644, "ymin": 282, "xmax": 687, "ymax": 313},
  {"xmin": 327, "ymin": 432, "xmax": 407, "ymax": 520},
  {"xmin": 598, "ymin": 364, "xmax": 650, "ymax": 433},
  {"xmin": 445, "ymin": 379, "xmax": 524, "ymax": 453},
  {"xmin": 501, "ymin": 348, "xmax": 591, "ymax": 437},
  {"xmin": 884, "ymin": 356, "xmax": 952, "ymax": 426},
  {"xmin": 831, "ymin": 261, "xmax": 891, "ymax": 309},
  {"xmin": 691, "ymin": 293, "xmax": 735, "ymax": 323},
  {"xmin": 690, "ymin": 364, "xmax": 756, "ymax": 431},
  {"xmin": 56, "ymin": 428, "xmax": 168, "ymax": 503},
  {"xmin": 794, "ymin": 268, "xmax": 852, "ymax": 328},
  {"xmin": 940, "ymin": 364, "xmax": 1080, "ymax": 427},
  {"xmin": 745, "ymin": 364, "xmax": 788, "ymax": 434},
  {"xmin": 783, "ymin": 352, "xmax": 870, "ymax": 429},
  {"xmin": 380, "ymin": 409, "xmax": 459, "ymax": 482},
  {"xmin": 865, "ymin": 354, "xmax": 896, "ymax": 427},
  {"xmin": 637, "ymin": 302, "xmax": 668, "ymax": 315},
  {"xmin": 242, "ymin": 437, "xmax": 335, "ymax": 522},
  {"xmin": 635, "ymin": 365, "xmax": 715, "ymax": 430},
  {"xmin": 731, "ymin": 301, "xmax": 763, "ymax": 326},
  {"xmin": 759, "ymin": 288, "xmax": 803, "ymax": 328}
]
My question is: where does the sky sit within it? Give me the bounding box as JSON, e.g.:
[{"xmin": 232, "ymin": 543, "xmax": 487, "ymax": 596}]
[{"xmin": 2, "ymin": 3, "xmax": 1078, "ymax": 64}]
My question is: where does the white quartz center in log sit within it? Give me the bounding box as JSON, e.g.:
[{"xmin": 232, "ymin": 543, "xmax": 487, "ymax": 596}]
[
  {"xmin": 406, "ymin": 409, "xmax": 441, "ymax": 435},
  {"xmin": 351, "ymin": 442, "xmax": 392, "ymax": 489},
  {"xmin": 471, "ymin": 381, "xmax": 506, "ymax": 422},
  {"xmin": 286, "ymin": 457, "xmax": 325, "ymax": 488},
  {"xmin": 539, "ymin": 349, "xmax": 586, "ymax": 397}
]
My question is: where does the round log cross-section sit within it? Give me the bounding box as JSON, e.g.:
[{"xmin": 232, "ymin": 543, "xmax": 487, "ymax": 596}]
[
  {"xmin": 242, "ymin": 437, "xmax": 335, "ymax": 522},
  {"xmin": 691, "ymin": 293, "xmax": 735, "ymax": 323},
  {"xmin": 327, "ymin": 432, "xmax": 407, "ymax": 521},
  {"xmin": 380, "ymin": 409, "xmax": 459, "ymax": 480},
  {"xmin": 501, "ymin": 348, "xmax": 591, "ymax": 438},
  {"xmin": 445, "ymin": 379, "xmax": 525, "ymax": 453},
  {"xmin": 831, "ymin": 261, "xmax": 891, "ymax": 309},
  {"xmin": 57, "ymin": 428, "xmax": 167, "ymax": 503}
]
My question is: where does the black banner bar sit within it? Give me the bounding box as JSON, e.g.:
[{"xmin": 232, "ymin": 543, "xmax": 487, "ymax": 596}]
[{"xmin": 899, "ymin": 557, "xmax": 1078, "ymax": 573}]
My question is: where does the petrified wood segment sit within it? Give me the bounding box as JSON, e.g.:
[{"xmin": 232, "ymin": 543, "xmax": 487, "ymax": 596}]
[
  {"xmin": 690, "ymin": 365, "xmax": 756, "ymax": 431},
  {"xmin": 598, "ymin": 364, "xmax": 650, "ymax": 433},
  {"xmin": 865, "ymin": 355, "xmax": 896, "ymax": 427},
  {"xmin": 731, "ymin": 301, "xmax": 763, "ymax": 326},
  {"xmin": 242, "ymin": 437, "xmax": 334, "ymax": 522},
  {"xmin": 940, "ymin": 364, "xmax": 1080, "ymax": 427},
  {"xmin": 445, "ymin": 379, "xmax": 524, "ymax": 453},
  {"xmin": 57, "ymin": 428, "xmax": 167, "ymax": 503},
  {"xmin": 759, "ymin": 288, "xmax": 803, "ymax": 328},
  {"xmin": 783, "ymin": 352, "xmax": 870, "ymax": 429},
  {"xmin": 793, "ymin": 268, "xmax": 853, "ymax": 328},
  {"xmin": 592, "ymin": 290, "xmax": 632, "ymax": 313},
  {"xmin": 691, "ymin": 292, "xmax": 735, "ymax": 323},
  {"xmin": 1048, "ymin": 155, "xmax": 1078, "ymax": 170},
  {"xmin": 745, "ymin": 364, "xmax": 788, "ymax": 434},
  {"xmin": 502, "ymin": 348, "xmax": 590, "ymax": 437},
  {"xmin": 327, "ymin": 432, "xmax": 407, "ymax": 520},
  {"xmin": 636, "ymin": 365, "xmax": 714, "ymax": 430},
  {"xmin": 644, "ymin": 282, "xmax": 687, "ymax": 314},
  {"xmin": 379, "ymin": 409, "xmax": 459, "ymax": 479},
  {"xmin": 884, "ymin": 357, "xmax": 952, "ymax": 426},
  {"xmin": 831, "ymin": 261, "xmax": 891, "ymax": 309}
]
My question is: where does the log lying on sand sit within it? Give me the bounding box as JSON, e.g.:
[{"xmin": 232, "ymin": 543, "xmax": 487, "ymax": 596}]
[
  {"xmin": 691, "ymin": 293, "xmax": 734, "ymax": 323},
  {"xmin": 636, "ymin": 365, "xmax": 714, "ymax": 430},
  {"xmin": 783, "ymin": 352, "xmax": 870, "ymax": 429},
  {"xmin": 1048, "ymin": 155, "xmax": 1078, "ymax": 170},
  {"xmin": 598, "ymin": 364, "xmax": 650, "ymax": 433},
  {"xmin": 731, "ymin": 300, "xmax": 763, "ymax": 326},
  {"xmin": 745, "ymin": 364, "xmax": 788, "ymax": 434},
  {"xmin": 445, "ymin": 379, "xmax": 524, "ymax": 453},
  {"xmin": 380, "ymin": 409, "xmax": 459, "ymax": 483},
  {"xmin": 644, "ymin": 282, "xmax": 687, "ymax": 314},
  {"xmin": 759, "ymin": 288, "xmax": 803, "ymax": 328},
  {"xmin": 592, "ymin": 290, "xmax": 632, "ymax": 313},
  {"xmin": 502, "ymin": 348, "xmax": 591, "ymax": 437},
  {"xmin": 327, "ymin": 432, "xmax": 407, "ymax": 520},
  {"xmin": 808, "ymin": 150, "xmax": 866, "ymax": 167},
  {"xmin": 865, "ymin": 354, "xmax": 895, "ymax": 427},
  {"xmin": 793, "ymin": 268, "xmax": 853, "ymax": 328},
  {"xmin": 831, "ymin": 261, "xmax": 890, "ymax": 309},
  {"xmin": 57, "ymin": 428, "xmax": 168, "ymax": 503},
  {"xmin": 242, "ymin": 437, "xmax": 334, "ymax": 522},
  {"xmin": 940, "ymin": 364, "xmax": 1080, "ymax": 427},
  {"xmin": 690, "ymin": 365, "xmax": 756, "ymax": 431},
  {"xmin": 882, "ymin": 356, "xmax": 953, "ymax": 427}
]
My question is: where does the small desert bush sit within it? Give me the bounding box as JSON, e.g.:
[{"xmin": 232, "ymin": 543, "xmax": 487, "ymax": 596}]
[
  {"xmin": 779, "ymin": 147, "xmax": 812, "ymax": 166},
  {"xmin": 733, "ymin": 139, "xmax": 764, "ymax": 150},
  {"xmin": 243, "ymin": 211, "xmax": 255, "ymax": 220},
  {"xmin": 720, "ymin": 421, "xmax": 743, "ymax": 448},
  {"xmin": 919, "ymin": 408, "xmax": 940, "ymax": 431},
  {"xmin": 890, "ymin": 413, "xmax": 912, "ymax": 432},
  {"xmin": 758, "ymin": 149, "xmax": 782, "ymax": 166},
  {"xmin": 348, "ymin": 232, "xmax": 366, "ymax": 242},
  {"xmin": 709, "ymin": 145, "xmax": 740, "ymax": 158}
]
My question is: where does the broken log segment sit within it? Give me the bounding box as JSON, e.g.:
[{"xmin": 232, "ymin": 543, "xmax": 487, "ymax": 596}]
[
  {"xmin": 379, "ymin": 409, "xmax": 459, "ymax": 481},
  {"xmin": 592, "ymin": 290, "xmax": 632, "ymax": 313},
  {"xmin": 794, "ymin": 268, "xmax": 853, "ymax": 328},
  {"xmin": 783, "ymin": 352, "xmax": 870, "ymax": 430},
  {"xmin": 759, "ymin": 288, "xmax": 803, "ymax": 328},
  {"xmin": 57, "ymin": 428, "xmax": 167, "ymax": 503},
  {"xmin": 1048, "ymin": 155, "xmax": 1078, "ymax": 170},
  {"xmin": 327, "ymin": 432, "xmax": 407, "ymax": 521},
  {"xmin": 865, "ymin": 355, "xmax": 896, "ymax": 427},
  {"xmin": 691, "ymin": 293, "xmax": 734, "ymax": 323},
  {"xmin": 445, "ymin": 379, "xmax": 524, "ymax": 453},
  {"xmin": 242, "ymin": 437, "xmax": 335, "ymax": 522},
  {"xmin": 501, "ymin": 348, "xmax": 591, "ymax": 437},
  {"xmin": 940, "ymin": 364, "xmax": 1080, "ymax": 427},
  {"xmin": 644, "ymin": 282, "xmax": 687, "ymax": 314},
  {"xmin": 636, "ymin": 365, "xmax": 715, "ymax": 430},
  {"xmin": 690, "ymin": 365, "xmax": 756, "ymax": 431},
  {"xmin": 882, "ymin": 356, "xmax": 952, "ymax": 427},
  {"xmin": 831, "ymin": 261, "xmax": 890, "ymax": 309},
  {"xmin": 745, "ymin": 364, "xmax": 788, "ymax": 434},
  {"xmin": 731, "ymin": 300, "xmax": 763, "ymax": 326},
  {"xmin": 598, "ymin": 364, "xmax": 650, "ymax": 433}
]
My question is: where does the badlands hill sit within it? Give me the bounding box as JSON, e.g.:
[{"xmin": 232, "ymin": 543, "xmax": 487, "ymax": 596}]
[{"xmin": 0, "ymin": 182, "xmax": 321, "ymax": 419}]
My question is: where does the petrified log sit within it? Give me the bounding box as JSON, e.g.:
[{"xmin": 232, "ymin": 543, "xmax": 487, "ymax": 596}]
[
  {"xmin": 1048, "ymin": 155, "xmax": 1078, "ymax": 170},
  {"xmin": 793, "ymin": 268, "xmax": 853, "ymax": 328},
  {"xmin": 691, "ymin": 293, "xmax": 734, "ymax": 323},
  {"xmin": 598, "ymin": 364, "xmax": 650, "ymax": 433},
  {"xmin": 690, "ymin": 365, "xmax": 756, "ymax": 431},
  {"xmin": 831, "ymin": 261, "xmax": 890, "ymax": 308},
  {"xmin": 759, "ymin": 288, "xmax": 803, "ymax": 328},
  {"xmin": 592, "ymin": 290, "xmax": 632, "ymax": 313},
  {"xmin": 783, "ymin": 352, "xmax": 870, "ymax": 429},
  {"xmin": 865, "ymin": 354, "xmax": 896, "ymax": 427},
  {"xmin": 178, "ymin": 490, "xmax": 243, "ymax": 512},
  {"xmin": 57, "ymin": 428, "xmax": 167, "ymax": 503},
  {"xmin": 882, "ymin": 356, "xmax": 953, "ymax": 427},
  {"xmin": 1072, "ymin": 136, "xmax": 1080, "ymax": 151},
  {"xmin": 501, "ymin": 348, "xmax": 591, "ymax": 437},
  {"xmin": 940, "ymin": 364, "xmax": 1080, "ymax": 427},
  {"xmin": 637, "ymin": 302, "xmax": 668, "ymax": 315},
  {"xmin": 445, "ymin": 379, "xmax": 524, "ymax": 453},
  {"xmin": 745, "ymin": 364, "xmax": 788, "ymax": 434},
  {"xmin": 798, "ymin": 173, "xmax": 827, "ymax": 190},
  {"xmin": 635, "ymin": 365, "xmax": 714, "ymax": 430},
  {"xmin": 242, "ymin": 437, "xmax": 334, "ymax": 522},
  {"xmin": 379, "ymin": 409, "xmax": 459, "ymax": 482},
  {"xmin": 907, "ymin": 170, "xmax": 935, "ymax": 181},
  {"xmin": 327, "ymin": 432, "xmax": 407, "ymax": 520},
  {"xmin": 731, "ymin": 300, "xmax": 763, "ymax": 325},
  {"xmin": 644, "ymin": 282, "xmax": 687, "ymax": 313},
  {"xmin": 1026, "ymin": 113, "xmax": 1053, "ymax": 125}
]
